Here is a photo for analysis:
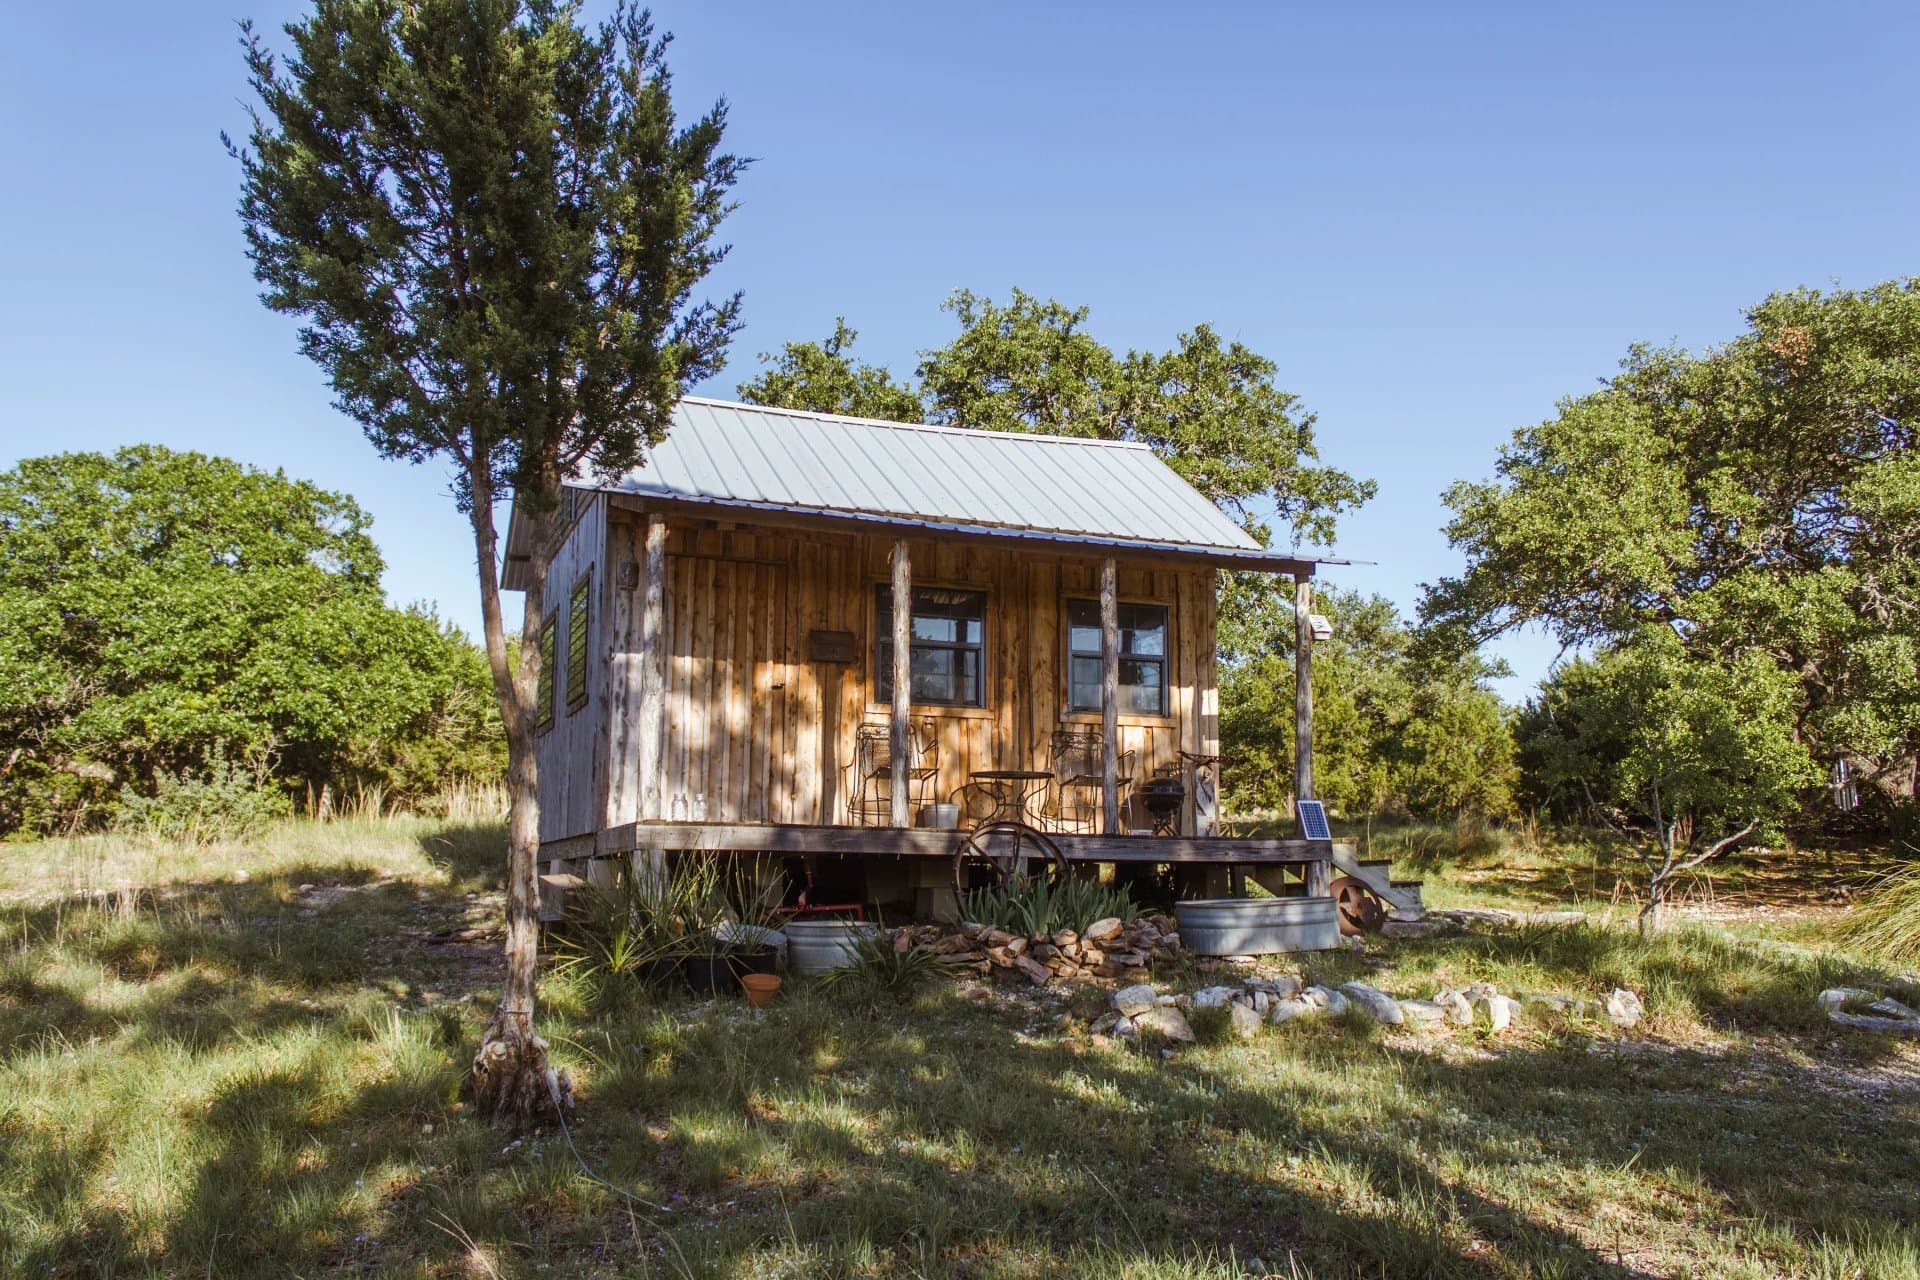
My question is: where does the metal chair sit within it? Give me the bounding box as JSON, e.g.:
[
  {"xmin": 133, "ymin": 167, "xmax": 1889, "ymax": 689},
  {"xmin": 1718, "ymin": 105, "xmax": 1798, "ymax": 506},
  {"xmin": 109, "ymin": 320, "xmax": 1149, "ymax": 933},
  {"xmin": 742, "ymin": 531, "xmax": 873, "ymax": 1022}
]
[
  {"xmin": 847, "ymin": 718, "xmax": 939, "ymax": 825},
  {"xmin": 1043, "ymin": 729, "xmax": 1135, "ymax": 833}
]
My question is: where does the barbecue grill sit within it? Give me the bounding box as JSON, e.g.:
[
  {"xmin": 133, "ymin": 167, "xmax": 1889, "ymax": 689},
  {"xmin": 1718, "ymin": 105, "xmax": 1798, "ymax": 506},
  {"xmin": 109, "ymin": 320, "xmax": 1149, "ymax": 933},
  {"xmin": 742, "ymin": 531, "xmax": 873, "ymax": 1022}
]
[{"xmin": 1138, "ymin": 776, "xmax": 1186, "ymax": 836}]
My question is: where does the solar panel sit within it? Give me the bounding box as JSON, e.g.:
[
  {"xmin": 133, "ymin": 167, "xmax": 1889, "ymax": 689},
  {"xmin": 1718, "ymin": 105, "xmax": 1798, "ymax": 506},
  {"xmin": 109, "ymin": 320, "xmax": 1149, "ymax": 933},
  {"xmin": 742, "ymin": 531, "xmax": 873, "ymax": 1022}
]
[{"xmin": 1296, "ymin": 799, "xmax": 1331, "ymax": 841}]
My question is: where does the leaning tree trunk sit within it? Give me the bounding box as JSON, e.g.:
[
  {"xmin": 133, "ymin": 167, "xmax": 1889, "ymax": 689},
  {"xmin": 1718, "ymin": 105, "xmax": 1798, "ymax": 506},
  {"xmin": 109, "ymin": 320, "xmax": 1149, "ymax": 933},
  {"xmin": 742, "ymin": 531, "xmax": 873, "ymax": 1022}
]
[{"xmin": 466, "ymin": 464, "xmax": 572, "ymax": 1126}]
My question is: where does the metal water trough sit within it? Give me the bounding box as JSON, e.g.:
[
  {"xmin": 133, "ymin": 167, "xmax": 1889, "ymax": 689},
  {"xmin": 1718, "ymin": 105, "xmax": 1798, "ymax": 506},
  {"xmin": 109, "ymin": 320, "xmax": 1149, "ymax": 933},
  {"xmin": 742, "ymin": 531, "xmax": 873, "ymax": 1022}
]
[
  {"xmin": 784, "ymin": 918, "xmax": 880, "ymax": 974},
  {"xmin": 1176, "ymin": 896, "xmax": 1340, "ymax": 955}
]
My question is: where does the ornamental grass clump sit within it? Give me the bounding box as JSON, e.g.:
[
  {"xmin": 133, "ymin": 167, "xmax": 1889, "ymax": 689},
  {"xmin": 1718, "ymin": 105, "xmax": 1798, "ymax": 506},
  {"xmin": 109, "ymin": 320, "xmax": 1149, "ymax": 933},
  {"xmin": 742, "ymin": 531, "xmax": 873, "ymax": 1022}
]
[{"xmin": 1839, "ymin": 859, "xmax": 1920, "ymax": 970}]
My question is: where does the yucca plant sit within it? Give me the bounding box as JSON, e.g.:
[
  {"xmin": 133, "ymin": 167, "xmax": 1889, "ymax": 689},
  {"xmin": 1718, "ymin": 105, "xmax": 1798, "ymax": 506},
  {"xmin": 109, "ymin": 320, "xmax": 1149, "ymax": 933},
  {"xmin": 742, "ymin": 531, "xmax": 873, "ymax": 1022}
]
[
  {"xmin": 954, "ymin": 874, "xmax": 1137, "ymax": 938},
  {"xmin": 816, "ymin": 931, "xmax": 948, "ymax": 1004}
]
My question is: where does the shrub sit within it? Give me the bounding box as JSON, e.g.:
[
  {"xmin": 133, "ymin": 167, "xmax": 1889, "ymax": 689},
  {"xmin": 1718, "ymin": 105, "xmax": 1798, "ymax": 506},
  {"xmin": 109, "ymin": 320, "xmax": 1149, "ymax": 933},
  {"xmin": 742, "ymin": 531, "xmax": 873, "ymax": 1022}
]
[
  {"xmin": 955, "ymin": 874, "xmax": 1137, "ymax": 938},
  {"xmin": 110, "ymin": 756, "xmax": 291, "ymax": 845}
]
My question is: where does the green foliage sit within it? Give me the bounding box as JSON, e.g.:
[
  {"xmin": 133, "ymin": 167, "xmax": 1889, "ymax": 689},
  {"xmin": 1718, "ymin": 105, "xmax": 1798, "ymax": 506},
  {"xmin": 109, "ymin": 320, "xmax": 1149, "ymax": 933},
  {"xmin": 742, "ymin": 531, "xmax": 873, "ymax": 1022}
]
[
  {"xmin": 232, "ymin": 0, "xmax": 745, "ymax": 509},
  {"xmin": 814, "ymin": 932, "xmax": 947, "ymax": 1003},
  {"xmin": 737, "ymin": 318, "xmax": 926, "ymax": 422},
  {"xmin": 0, "ymin": 447, "xmax": 502, "ymax": 835},
  {"xmin": 110, "ymin": 754, "xmax": 294, "ymax": 845},
  {"xmin": 1518, "ymin": 634, "xmax": 1820, "ymax": 916},
  {"xmin": 954, "ymin": 874, "xmax": 1138, "ymax": 938},
  {"xmin": 1425, "ymin": 280, "xmax": 1920, "ymax": 818},
  {"xmin": 1219, "ymin": 579, "xmax": 1516, "ymax": 818},
  {"xmin": 555, "ymin": 856, "xmax": 785, "ymax": 991},
  {"xmin": 740, "ymin": 288, "xmax": 1374, "ymax": 543}
]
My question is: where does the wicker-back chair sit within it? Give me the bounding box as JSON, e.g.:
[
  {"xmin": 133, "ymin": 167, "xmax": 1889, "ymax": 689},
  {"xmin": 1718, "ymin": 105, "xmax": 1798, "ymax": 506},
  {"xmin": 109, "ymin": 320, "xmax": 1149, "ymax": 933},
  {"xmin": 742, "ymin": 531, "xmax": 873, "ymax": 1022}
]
[
  {"xmin": 1044, "ymin": 729, "xmax": 1135, "ymax": 833},
  {"xmin": 847, "ymin": 718, "xmax": 939, "ymax": 825}
]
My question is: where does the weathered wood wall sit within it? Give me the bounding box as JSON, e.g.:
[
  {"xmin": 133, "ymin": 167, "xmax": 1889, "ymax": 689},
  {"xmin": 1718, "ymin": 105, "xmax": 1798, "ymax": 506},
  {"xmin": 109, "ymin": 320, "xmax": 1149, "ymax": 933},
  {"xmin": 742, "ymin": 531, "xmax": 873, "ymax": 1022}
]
[
  {"xmin": 533, "ymin": 492, "xmax": 606, "ymax": 842},
  {"xmin": 569, "ymin": 507, "xmax": 1220, "ymax": 833}
]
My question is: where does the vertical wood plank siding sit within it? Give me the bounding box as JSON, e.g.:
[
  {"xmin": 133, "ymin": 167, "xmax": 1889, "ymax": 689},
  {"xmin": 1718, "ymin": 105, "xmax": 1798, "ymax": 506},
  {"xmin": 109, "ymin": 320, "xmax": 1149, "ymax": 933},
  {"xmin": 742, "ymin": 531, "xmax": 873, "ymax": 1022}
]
[
  {"xmin": 533, "ymin": 493, "xmax": 607, "ymax": 842},
  {"xmin": 557, "ymin": 514, "xmax": 1219, "ymax": 831}
]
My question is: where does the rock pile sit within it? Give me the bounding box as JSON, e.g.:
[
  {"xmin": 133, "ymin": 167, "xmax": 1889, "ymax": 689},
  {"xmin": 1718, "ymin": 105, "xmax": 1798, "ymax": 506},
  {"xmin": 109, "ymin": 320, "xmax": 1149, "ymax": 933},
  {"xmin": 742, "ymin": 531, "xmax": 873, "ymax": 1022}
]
[{"xmin": 887, "ymin": 915, "xmax": 1183, "ymax": 987}]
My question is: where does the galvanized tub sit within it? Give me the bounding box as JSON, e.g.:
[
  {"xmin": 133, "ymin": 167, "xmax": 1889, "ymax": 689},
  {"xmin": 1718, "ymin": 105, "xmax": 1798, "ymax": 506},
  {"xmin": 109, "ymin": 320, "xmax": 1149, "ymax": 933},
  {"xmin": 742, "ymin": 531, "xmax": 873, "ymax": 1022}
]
[
  {"xmin": 783, "ymin": 919, "xmax": 880, "ymax": 975},
  {"xmin": 1175, "ymin": 896, "xmax": 1339, "ymax": 955}
]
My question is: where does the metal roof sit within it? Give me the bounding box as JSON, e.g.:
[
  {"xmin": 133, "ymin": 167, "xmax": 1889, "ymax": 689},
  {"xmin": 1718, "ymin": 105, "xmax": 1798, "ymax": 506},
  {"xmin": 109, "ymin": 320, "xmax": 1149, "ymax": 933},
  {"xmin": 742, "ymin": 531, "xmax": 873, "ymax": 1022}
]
[{"xmin": 504, "ymin": 397, "xmax": 1347, "ymax": 585}]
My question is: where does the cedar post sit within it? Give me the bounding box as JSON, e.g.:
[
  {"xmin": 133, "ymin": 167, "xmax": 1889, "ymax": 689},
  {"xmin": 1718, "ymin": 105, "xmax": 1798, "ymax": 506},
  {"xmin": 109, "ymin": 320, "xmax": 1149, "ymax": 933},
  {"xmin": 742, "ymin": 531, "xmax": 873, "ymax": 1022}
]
[
  {"xmin": 1100, "ymin": 557, "xmax": 1120, "ymax": 833},
  {"xmin": 890, "ymin": 539, "xmax": 912, "ymax": 827},
  {"xmin": 1293, "ymin": 570, "xmax": 1314, "ymax": 807},
  {"xmin": 635, "ymin": 514, "xmax": 668, "ymax": 889}
]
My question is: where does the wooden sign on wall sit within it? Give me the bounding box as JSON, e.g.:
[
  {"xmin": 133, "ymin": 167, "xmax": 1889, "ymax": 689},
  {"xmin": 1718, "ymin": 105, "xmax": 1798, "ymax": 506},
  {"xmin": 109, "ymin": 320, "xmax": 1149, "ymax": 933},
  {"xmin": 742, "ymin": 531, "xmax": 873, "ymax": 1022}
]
[{"xmin": 808, "ymin": 629, "xmax": 857, "ymax": 664}]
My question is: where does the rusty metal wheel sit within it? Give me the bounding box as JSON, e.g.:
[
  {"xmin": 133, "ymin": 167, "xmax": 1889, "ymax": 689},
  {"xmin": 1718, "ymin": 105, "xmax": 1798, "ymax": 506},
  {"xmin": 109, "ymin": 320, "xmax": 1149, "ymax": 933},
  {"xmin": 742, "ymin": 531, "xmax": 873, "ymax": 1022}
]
[
  {"xmin": 952, "ymin": 821, "xmax": 1069, "ymax": 896},
  {"xmin": 1329, "ymin": 875, "xmax": 1386, "ymax": 935}
]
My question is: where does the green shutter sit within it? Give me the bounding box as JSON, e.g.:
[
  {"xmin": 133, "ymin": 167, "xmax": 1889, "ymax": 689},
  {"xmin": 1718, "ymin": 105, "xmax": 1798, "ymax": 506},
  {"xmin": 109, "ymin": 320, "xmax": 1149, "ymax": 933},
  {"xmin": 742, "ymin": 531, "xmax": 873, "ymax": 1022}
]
[
  {"xmin": 537, "ymin": 615, "xmax": 557, "ymax": 730},
  {"xmin": 566, "ymin": 576, "xmax": 591, "ymax": 710}
]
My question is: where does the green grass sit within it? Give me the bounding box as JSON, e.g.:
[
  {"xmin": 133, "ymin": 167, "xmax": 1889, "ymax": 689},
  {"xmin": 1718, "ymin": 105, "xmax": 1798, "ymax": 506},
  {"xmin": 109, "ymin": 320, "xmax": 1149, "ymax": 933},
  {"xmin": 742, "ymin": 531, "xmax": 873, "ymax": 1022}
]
[{"xmin": 3, "ymin": 819, "xmax": 1918, "ymax": 1277}]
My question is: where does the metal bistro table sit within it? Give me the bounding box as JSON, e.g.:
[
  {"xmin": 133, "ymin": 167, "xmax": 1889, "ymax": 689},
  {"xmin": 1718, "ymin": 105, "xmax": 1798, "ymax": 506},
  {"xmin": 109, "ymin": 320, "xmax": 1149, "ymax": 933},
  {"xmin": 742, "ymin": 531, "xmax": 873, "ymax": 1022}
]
[{"xmin": 965, "ymin": 769, "xmax": 1054, "ymax": 827}]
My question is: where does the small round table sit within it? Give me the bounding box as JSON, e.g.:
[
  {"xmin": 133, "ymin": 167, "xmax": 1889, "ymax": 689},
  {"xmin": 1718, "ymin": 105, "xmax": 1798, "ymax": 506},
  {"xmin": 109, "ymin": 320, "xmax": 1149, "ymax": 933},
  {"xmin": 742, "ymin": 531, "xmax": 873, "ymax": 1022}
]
[{"xmin": 966, "ymin": 769, "xmax": 1054, "ymax": 827}]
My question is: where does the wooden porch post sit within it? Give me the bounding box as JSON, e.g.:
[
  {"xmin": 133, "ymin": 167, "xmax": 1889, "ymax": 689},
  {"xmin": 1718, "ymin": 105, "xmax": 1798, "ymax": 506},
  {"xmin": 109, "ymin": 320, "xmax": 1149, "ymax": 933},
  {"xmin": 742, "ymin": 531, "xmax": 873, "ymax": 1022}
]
[
  {"xmin": 1294, "ymin": 569, "xmax": 1314, "ymax": 806},
  {"xmin": 1100, "ymin": 557, "xmax": 1120, "ymax": 833},
  {"xmin": 890, "ymin": 539, "xmax": 912, "ymax": 828},
  {"xmin": 635, "ymin": 514, "xmax": 668, "ymax": 888}
]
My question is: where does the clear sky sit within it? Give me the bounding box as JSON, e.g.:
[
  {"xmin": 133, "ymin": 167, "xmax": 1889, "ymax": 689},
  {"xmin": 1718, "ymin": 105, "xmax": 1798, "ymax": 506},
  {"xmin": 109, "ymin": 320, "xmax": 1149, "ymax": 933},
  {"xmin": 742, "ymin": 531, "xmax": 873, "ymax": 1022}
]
[{"xmin": 4, "ymin": 2, "xmax": 1915, "ymax": 700}]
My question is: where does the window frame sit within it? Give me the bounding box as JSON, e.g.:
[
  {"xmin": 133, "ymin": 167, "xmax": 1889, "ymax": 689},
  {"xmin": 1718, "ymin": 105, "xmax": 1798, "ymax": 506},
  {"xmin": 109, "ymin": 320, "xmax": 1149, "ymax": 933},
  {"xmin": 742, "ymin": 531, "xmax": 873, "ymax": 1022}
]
[
  {"xmin": 536, "ymin": 610, "xmax": 559, "ymax": 733},
  {"xmin": 873, "ymin": 582, "xmax": 990, "ymax": 710},
  {"xmin": 564, "ymin": 571, "xmax": 592, "ymax": 713},
  {"xmin": 1063, "ymin": 597, "xmax": 1171, "ymax": 718}
]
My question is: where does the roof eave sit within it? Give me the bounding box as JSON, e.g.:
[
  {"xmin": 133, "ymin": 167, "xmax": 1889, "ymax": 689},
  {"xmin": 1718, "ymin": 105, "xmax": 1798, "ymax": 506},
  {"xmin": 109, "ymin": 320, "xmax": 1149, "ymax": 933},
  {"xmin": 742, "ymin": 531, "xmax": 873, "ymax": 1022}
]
[{"xmin": 600, "ymin": 490, "xmax": 1347, "ymax": 575}]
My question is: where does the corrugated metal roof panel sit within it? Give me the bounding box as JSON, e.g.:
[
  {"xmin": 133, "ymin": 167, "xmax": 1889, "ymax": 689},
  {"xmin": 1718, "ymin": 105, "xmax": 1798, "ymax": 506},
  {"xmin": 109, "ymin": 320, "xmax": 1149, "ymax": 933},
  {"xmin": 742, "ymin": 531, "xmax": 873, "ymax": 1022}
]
[{"xmin": 597, "ymin": 397, "xmax": 1266, "ymax": 552}]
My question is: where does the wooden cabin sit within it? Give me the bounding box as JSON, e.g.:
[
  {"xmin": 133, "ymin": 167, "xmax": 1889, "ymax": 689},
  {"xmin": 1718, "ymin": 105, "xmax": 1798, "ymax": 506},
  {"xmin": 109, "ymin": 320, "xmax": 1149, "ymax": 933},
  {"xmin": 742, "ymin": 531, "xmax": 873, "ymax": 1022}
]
[{"xmin": 503, "ymin": 398, "xmax": 1384, "ymax": 913}]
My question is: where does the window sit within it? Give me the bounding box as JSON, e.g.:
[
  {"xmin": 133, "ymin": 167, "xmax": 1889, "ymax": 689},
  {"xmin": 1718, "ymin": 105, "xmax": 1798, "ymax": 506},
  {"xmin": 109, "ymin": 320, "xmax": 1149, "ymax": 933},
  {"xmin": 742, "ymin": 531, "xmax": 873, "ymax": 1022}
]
[
  {"xmin": 536, "ymin": 612, "xmax": 558, "ymax": 731},
  {"xmin": 565, "ymin": 574, "xmax": 591, "ymax": 711},
  {"xmin": 875, "ymin": 585, "xmax": 987, "ymax": 707},
  {"xmin": 1066, "ymin": 599, "xmax": 1168, "ymax": 715}
]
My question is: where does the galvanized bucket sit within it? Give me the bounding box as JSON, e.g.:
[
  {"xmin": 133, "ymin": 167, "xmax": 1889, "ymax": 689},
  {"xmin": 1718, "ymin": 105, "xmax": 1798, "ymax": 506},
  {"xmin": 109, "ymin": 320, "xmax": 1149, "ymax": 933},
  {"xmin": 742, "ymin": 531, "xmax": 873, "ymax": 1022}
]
[
  {"xmin": 783, "ymin": 919, "xmax": 880, "ymax": 974},
  {"xmin": 1175, "ymin": 896, "xmax": 1339, "ymax": 955}
]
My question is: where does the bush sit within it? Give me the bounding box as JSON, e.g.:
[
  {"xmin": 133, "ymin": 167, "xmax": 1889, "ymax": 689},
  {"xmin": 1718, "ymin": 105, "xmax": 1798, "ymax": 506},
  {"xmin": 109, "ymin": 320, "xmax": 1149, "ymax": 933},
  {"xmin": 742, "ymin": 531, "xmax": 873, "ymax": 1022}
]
[
  {"xmin": 111, "ymin": 756, "xmax": 292, "ymax": 845},
  {"xmin": 955, "ymin": 874, "xmax": 1137, "ymax": 938}
]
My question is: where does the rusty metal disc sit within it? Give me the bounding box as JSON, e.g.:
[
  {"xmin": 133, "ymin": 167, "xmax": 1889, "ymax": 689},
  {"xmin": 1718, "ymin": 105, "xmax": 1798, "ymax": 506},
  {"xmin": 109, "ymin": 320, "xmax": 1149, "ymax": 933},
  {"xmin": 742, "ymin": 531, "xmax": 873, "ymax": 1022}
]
[{"xmin": 1329, "ymin": 875, "xmax": 1386, "ymax": 935}]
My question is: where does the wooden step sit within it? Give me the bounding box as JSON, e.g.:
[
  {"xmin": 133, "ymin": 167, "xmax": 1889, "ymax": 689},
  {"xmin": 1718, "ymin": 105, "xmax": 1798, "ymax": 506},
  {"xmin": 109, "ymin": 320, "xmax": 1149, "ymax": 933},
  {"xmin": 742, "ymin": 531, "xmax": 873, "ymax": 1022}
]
[
  {"xmin": 1329, "ymin": 847, "xmax": 1424, "ymax": 917},
  {"xmin": 537, "ymin": 872, "xmax": 587, "ymax": 923}
]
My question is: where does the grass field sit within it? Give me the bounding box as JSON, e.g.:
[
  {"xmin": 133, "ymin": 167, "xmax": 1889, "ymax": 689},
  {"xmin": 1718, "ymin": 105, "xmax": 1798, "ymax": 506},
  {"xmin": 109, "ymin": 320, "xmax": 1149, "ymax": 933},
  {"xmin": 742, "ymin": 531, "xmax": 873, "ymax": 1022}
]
[{"xmin": 3, "ymin": 818, "xmax": 1917, "ymax": 1278}]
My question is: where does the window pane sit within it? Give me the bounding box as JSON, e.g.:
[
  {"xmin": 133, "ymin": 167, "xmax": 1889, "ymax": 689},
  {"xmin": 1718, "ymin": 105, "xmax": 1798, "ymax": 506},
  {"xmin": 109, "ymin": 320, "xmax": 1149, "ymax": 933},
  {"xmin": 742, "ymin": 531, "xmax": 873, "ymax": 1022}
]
[
  {"xmin": 1120, "ymin": 604, "xmax": 1166, "ymax": 657},
  {"xmin": 1120, "ymin": 657, "xmax": 1165, "ymax": 714},
  {"xmin": 1069, "ymin": 655, "xmax": 1102, "ymax": 711}
]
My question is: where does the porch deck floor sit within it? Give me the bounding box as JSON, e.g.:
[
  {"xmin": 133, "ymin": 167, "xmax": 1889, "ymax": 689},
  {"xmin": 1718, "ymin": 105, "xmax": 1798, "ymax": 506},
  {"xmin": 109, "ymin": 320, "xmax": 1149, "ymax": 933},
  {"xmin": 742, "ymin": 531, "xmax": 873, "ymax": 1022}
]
[{"xmin": 588, "ymin": 819, "xmax": 1341, "ymax": 867}]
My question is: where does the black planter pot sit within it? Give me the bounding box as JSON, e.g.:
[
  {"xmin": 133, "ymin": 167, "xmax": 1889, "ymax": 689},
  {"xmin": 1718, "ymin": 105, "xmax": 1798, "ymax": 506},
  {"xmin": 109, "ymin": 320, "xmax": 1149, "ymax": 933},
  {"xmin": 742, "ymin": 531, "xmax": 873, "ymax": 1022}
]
[
  {"xmin": 639, "ymin": 955, "xmax": 683, "ymax": 989},
  {"xmin": 679, "ymin": 945, "xmax": 777, "ymax": 996}
]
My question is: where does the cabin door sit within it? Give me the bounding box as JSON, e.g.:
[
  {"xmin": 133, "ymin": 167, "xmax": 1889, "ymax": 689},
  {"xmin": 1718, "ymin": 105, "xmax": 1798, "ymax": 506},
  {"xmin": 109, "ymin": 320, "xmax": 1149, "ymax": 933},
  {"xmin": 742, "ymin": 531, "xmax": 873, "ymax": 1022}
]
[{"xmin": 662, "ymin": 555, "xmax": 792, "ymax": 824}]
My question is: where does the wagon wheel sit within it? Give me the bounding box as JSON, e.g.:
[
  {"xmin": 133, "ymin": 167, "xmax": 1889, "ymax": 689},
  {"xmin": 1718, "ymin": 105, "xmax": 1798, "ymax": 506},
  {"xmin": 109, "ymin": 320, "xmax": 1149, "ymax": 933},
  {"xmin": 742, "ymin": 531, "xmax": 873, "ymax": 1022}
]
[
  {"xmin": 1329, "ymin": 875, "xmax": 1386, "ymax": 935},
  {"xmin": 952, "ymin": 821, "xmax": 1069, "ymax": 896}
]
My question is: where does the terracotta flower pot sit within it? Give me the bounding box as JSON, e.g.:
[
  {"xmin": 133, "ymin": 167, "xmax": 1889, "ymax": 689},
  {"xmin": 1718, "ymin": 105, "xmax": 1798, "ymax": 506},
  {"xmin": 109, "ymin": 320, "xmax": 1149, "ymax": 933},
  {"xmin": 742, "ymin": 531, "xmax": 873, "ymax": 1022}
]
[{"xmin": 740, "ymin": 972, "xmax": 782, "ymax": 1008}]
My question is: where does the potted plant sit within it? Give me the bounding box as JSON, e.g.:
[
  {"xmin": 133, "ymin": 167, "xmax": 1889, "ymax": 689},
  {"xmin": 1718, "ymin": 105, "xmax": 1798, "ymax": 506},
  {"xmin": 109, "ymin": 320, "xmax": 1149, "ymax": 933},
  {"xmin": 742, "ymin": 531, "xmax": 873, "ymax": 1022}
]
[{"xmin": 670, "ymin": 859, "xmax": 786, "ymax": 995}]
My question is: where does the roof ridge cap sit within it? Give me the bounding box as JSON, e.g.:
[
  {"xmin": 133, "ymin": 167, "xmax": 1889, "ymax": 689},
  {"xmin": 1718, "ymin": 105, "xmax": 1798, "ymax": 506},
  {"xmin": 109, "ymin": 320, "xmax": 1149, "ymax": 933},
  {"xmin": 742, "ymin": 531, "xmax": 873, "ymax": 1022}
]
[{"xmin": 677, "ymin": 395, "xmax": 1155, "ymax": 451}]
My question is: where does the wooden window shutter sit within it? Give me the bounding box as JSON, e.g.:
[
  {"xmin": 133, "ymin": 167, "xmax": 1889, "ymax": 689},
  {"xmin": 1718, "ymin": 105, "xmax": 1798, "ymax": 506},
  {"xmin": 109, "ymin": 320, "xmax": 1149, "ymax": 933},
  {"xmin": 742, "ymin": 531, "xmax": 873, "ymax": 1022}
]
[{"xmin": 566, "ymin": 575, "xmax": 591, "ymax": 711}]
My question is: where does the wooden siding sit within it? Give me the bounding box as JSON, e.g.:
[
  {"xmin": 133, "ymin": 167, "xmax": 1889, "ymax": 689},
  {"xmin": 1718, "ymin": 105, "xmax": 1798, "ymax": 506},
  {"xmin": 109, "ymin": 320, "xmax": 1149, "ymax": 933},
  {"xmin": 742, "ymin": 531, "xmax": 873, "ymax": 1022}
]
[
  {"xmin": 533, "ymin": 492, "xmax": 606, "ymax": 842},
  {"xmin": 568, "ymin": 511, "xmax": 1219, "ymax": 830}
]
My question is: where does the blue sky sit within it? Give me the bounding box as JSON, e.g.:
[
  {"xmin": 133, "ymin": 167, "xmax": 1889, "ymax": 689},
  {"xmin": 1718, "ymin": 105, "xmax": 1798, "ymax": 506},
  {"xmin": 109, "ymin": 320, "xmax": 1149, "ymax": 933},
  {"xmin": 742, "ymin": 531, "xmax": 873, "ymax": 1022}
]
[{"xmin": 3, "ymin": 2, "xmax": 1915, "ymax": 700}]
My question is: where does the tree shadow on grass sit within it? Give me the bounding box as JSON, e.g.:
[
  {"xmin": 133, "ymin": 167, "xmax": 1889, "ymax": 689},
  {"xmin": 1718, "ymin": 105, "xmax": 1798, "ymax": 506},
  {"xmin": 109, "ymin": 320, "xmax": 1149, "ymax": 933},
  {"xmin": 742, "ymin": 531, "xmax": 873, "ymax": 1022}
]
[{"xmin": 572, "ymin": 987, "xmax": 1920, "ymax": 1278}]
